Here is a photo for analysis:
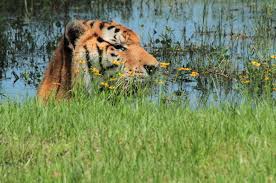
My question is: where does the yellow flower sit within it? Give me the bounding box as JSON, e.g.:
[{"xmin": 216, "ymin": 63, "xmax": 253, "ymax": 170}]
[
  {"xmin": 177, "ymin": 67, "xmax": 191, "ymax": 71},
  {"xmin": 190, "ymin": 71, "xmax": 199, "ymax": 77},
  {"xmin": 91, "ymin": 67, "xmax": 99, "ymax": 73},
  {"xmin": 273, "ymin": 88, "xmax": 276, "ymax": 91},
  {"xmin": 160, "ymin": 62, "xmax": 170, "ymax": 69},
  {"xmin": 108, "ymin": 86, "xmax": 115, "ymax": 90},
  {"xmin": 126, "ymin": 70, "xmax": 135, "ymax": 77},
  {"xmin": 251, "ymin": 60, "xmax": 261, "ymax": 67},
  {"xmin": 241, "ymin": 80, "xmax": 250, "ymax": 84},
  {"xmin": 90, "ymin": 67, "xmax": 102, "ymax": 76},
  {"xmin": 112, "ymin": 60, "xmax": 123, "ymax": 66},
  {"xmin": 271, "ymin": 55, "xmax": 276, "ymax": 59},
  {"xmin": 264, "ymin": 76, "xmax": 270, "ymax": 81},
  {"xmin": 79, "ymin": 60, "xmax": 86, "ymax": 64},
  {"xmin": 100, "ymin": 82, "xmax": 109, "ymax": 87}
]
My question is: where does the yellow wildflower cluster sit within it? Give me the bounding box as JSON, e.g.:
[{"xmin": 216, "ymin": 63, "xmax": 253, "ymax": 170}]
[
  {"xmin": 90, "ymin": 67, "xmax": 102, "ymax": 76},
  {"xmin": 271, "ymin": 55, "xmax": 276, "ymax": 59},
  {"xmin": 160, "ymin": 62, "xmax": 170, "ymax": 69},
  {"xmin": 240, "ymin": 74, "xmax": 250, "ymax": 84},
  {"xmin": 79, "ymin": 60, "xmax": 86, "ymax": 64},
  {"xmin": 100, "ymin": 82, "xmax": 109, "ymax": 87},
  {"xmin": 112, "ymin": 60, "xmax": 123, "ymax": 66},
  {"xmin": 177, "ymin": 67, "xmax": 191, "ymax": 71},
  {"xmin": 190, "ymin": 71, "xmax": 199, "ymax": 77},
  {"xmin": 251, "ymin": 60, "xmax": 261, "ymax": 67},
  {"xmin": 241, "ymin": 80, "xmax": 250, "ymax": 84},
  {"xmin": 264, "ymin": 76, "xmax": 270, "ymax": 81},
  {"xmin": 100, "ymin": 82, "xmax": 115, "ymax": 90}
]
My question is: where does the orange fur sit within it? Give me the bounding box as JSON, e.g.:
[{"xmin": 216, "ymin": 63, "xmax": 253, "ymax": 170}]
[
  {"xmin": 37, "ymin": 38, "xmax": 72, "ymax": 100},
  {"xmin": 37, "ymin": 20, "xmax": 158, "ymax": 101}
]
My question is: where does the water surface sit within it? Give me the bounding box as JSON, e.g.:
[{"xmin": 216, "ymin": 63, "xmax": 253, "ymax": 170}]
[{"xmin": 0, "ymin": 0, "xmax": 275, "ymax": 104}]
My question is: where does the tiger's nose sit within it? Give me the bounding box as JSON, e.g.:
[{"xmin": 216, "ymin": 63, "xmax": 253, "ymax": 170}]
[{"xmin": 144, "ymin": 64, "xmax": 158, "ymax": 75}]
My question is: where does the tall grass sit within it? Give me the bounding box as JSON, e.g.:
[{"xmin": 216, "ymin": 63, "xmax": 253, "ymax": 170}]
[
  {"xmin": 0, "ymin": 0, "xmax": 275, "ymax": 181},
  {"xmin": 0, "ymin": 95, "xmax": 275, "ymax": 182}
]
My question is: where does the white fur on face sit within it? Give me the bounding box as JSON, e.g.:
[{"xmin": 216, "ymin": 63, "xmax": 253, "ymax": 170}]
[{"xmin": 102, "ymin": 27, "xmax": 126, "ymax": 46}]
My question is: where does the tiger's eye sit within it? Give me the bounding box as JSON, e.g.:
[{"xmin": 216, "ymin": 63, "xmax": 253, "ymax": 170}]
[{"xmin": 114, "ymin": 44, "xmax": 127, "ymax": 51}]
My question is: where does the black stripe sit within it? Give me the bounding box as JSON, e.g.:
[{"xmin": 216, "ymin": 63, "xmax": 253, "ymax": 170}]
[
  {"xmin": 114, "ymin": 28, "xmax": 120, "ymax": 33},
  {"xmin": 113, "ymin": 44, "xmax": 126, "ymax": 51},
  {"xmin": 84, "ymin": 45, "xmax": 92, "ymax": 69},
  {"xmin": 105, "ymin": 44, "xmax": 113, "ymax": 51},
  {"xmin": 90, "ymin": 21, "xmax": 95, "ymax": 27},
  {"xmin": 97, "ymin": 37, "xmax": 104, "ymax": 43},
  {"xmin": 99, "ymin": 22, "xmax": 105, "ymax": 30},
  {"xmin": 96, "ymin": 44, "xmax": 105, "ymax": 74},
  {"xmin": 67, "ymin": 29, "xmax": 80, "ymax": 48},
  {"xmin": 110, "ymin": 53, "xmax": 117, "ymax": 57},
  {"xmin": 64, "ymin": 34, "xmax": 70, "ymax": 48},
  {"xmin": 107, "ymin": 25, "xmax": 115, "ymax": 30},
  {"xmin": 96, "ymin": 37, "xmax": 127, "ymax": 51},
  {"xmin": 105, "ymin": 65, "xmax": 119, "ymax": 70}
]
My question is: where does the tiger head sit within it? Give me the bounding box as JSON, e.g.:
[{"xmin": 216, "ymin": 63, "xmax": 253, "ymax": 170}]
[
  {"xmin": 69, "ymin": 20, "xmax": 159, "ymax": 77},
  {"xmin": 37, "ymin": 20, "xmax": 159, "ymax": 100}
]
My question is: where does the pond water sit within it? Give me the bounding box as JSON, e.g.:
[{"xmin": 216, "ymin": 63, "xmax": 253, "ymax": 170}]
[{"xmin": 0, "ymin": 0, "xmax": 275, "ymax": 105}]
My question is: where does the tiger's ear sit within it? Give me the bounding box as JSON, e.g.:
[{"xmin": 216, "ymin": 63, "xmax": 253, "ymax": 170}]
[{"xmin": 64, "ymin": 20, "xmax": 86, "ymax": 50}]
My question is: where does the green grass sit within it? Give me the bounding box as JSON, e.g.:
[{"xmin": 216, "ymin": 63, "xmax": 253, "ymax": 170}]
[{"xmin": 0, "ymin": 95, "xmax": 275, "ymax": 182}]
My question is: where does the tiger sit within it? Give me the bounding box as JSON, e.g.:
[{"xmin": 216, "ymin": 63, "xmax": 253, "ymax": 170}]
[{"xmin": 37, "ymin": 19, "xmax": 159, "ymax": 100}]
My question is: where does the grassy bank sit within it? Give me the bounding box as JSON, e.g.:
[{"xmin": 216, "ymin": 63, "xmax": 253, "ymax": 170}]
[{"xmin": 0, "ymin": 95, "xmax": 275, "ymax": 182}]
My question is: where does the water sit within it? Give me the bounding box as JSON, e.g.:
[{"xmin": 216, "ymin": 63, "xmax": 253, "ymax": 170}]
[{"xmin": 0, "ymin": 0, "xmax": 275, "ymax": 104}]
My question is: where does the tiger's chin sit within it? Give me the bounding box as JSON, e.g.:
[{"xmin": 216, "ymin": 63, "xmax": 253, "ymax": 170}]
[
  {"xmin": 106, "ymin": 76, "xmax": 154, "ymax": 96},
  {"xmin": 115, "ymin": 70, "xmax": 158, "ymax": 89}
]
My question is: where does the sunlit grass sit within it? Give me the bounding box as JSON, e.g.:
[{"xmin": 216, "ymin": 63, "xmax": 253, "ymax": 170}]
[
  {"xmin": 1, "ymin": 1, "xmax": 276, "ymax": 181},
  {"xmin": 0, "ymin": 95, "xmax": 275, "ymax": 182}
]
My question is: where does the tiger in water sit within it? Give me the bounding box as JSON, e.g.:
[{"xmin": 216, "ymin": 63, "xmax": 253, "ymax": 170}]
[{"xmin": 37, "ymin": 20, "xmax": 159, "ymax": 100}]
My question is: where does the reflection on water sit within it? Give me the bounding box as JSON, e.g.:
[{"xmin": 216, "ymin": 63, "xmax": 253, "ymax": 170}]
[{"xmin": 0, "ymin": 0, "xmax": 275, "ymax": 104}]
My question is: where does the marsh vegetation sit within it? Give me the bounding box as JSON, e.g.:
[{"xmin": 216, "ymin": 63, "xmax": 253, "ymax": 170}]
[
  {"xmin": 0, "ymin": 0, "xmax": 275, "ymax": 104},
  {"xmin": 0, "ymin": 0, "xmax": 275, "ymax": 182}
]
